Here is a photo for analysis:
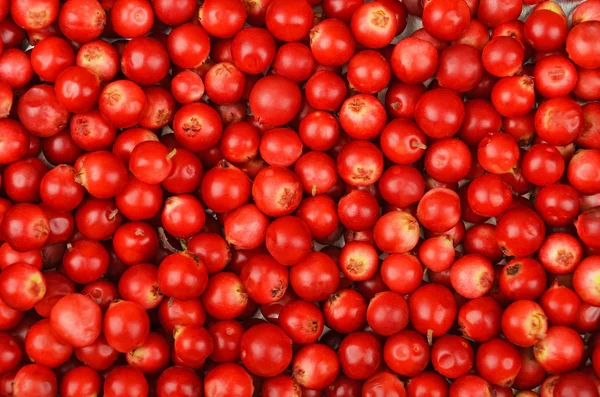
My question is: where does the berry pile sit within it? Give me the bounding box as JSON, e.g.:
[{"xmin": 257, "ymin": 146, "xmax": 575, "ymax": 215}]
[{"xmin": 0, "ymin": 0, "xmax": 599, "ymax": 396}]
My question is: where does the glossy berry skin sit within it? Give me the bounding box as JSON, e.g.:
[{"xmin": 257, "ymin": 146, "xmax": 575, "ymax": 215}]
[
  {"xmin": 449, "ymin": 375, "xmax": 493, "ymax": 397},
  {"xmin": 409, "ymin": 283, "xmax": 457, "ymax": 339},
  {"xmin": 249, "ymin": 75, "xmax": 301, "ymax": 127},
  {"xmin": 40, "ymin": 165, "xmax": 85, "ymax": 211},
  {"xmin": 367, "ymin": 291, "xmax": 409, "ymax": 336},
  {"xmin": 204, "ymin": 363, "xmax": 254, "ymax": 397},
  {"xmin": 476, "ymin": 338, "xmax": 521, "ymax": 387},
  {"xmin": 240, "ymin": 254, "xmax": 289, "ymax": 304},
  {"xmin": 75, "ymin": 151, "xmax": 128, "ymax": 199},
  {"xmin": 157, "ymin": 252, "xmax": 209, "ymax": 301},
  {"xmin": 49, "ymin": 293, "xmax": 102, "ymax": 348},
  {"xmin": 117, "ymin": 264, "xmax": 162, "ymax": 309},
  {"xmin": 423, "ymin": 0, "xmax": 470, "ymax": 41},
  {"xmin": 424, "ymin": 138, "xmax": 472, "ymax": 183},
  {"xmin": 310, "ymin": 19, "xmax": 356, "ymax": 66},
  {"xmin": 202, "ymin": 272, "xmax": 248, "ymax": 320},
  {"xmin": 161, "ymin": 194, "xmax": 206, "ymax": 238},
  {"xmin": 415, "ymin": 88, "xmax": 465, "ymax": 139},
  {"xmin": 224, "ymin": 204, "xmax": 269, "ymax": 250},
  {"xmin": 338, "ymin": 332, "xmax": 382, "ymax": 380},
  {"xmin": 501, "ymin": 300, "xmax": 548, "ymax": 348},
  {"xmin": 265, "ymin": 0, "xmax": 313, "ymax": 42},
  {"xmin": 279, "ymin": 300, "xmax": 324, "ymax": 345},
  {"xmin": 60, "ymin": 366, "xmax": 102, "ymax": 397},
  {"xmin": 1, "ymin": 203, "xmax": 49, "ymax": 252},
  {"xmin": 0, "ymin": 332, "xmax": 21, "ymax": 374},
  {"xmin": 252, "ymin": 166, "xmax": 303, "ymax": 217},
  {"xmin": 406, "ymin": 372, "xmax": 449, "ymax": 397},
  {"xmin": 292, "ymin": 344, "xmax": 340, "ymax": 390},
  {"xmin": 458, "ymin": 296, "xmax": 503, "ymax": 343},
  {"xmin": 417, "ymin": 188, "xmax": 461, "ymax": 233},
  {"xmin": 200, "ymin": 161, "xmax": 251, "ymax": 214},
  {"xmin": 4, "ymin": 2, "xmax": 600, "ymax": 395},
  {"xmin": 374, "ymin": 211, "xmax": 420, "ymax": 254},
  {"xmin": 99, "ymin": 80, "xmax": 147, "ymax": 128},
  {"xmin": 103, "ymin": 300, "xmax": 150, "ymax": 353},
  {"xmin": 574, "ymin": 256, "xmax": 600, "ymax": 306},
  {"xmin": 496, "ymin": 208, "xmax": 546, "ymax": 257},
  {"xmin": 103, "ymin": 366, "xmax": 149, "ymax": 397},
  {"xmin": 534, "ymin": 325, "xmax": 584, "ymax": 375},
  {"xmin": 129, "ymin": 141, "xmax": 175, "ymax": 185},
  {"xmin": 12, "ymin": 364, "xmax": 57, "ymax": 397},
  {"xmin": 323, "ymin": 289, "xmax": 367, "ymax": 334},
  {"xmin": 383, "ymin": 329, "xmax": 430, "ymax": 377},
  {"xmin": 265, "ymin": 216, "xmax": 312, "ymax": 266},
  {"xmin": 500, "ymin": 258, "xmax": 547, "ymax": 301},
  {"xmin": 173, "ymin": 325, "xmax": 213, "ymax": 367},
  {"xmin": 25, "ymin": 318, "xmax": 72, "ymax": 368},
  {"xmin": 522, "ymin": 143, "xmax": 565, "ymax": 186},
  {"xmin": 290, "ymin": 252, "xmax": 340, "ymax": 302},
  {"xmin": 156, "ymin": 366, "xmax": 203, "ymax": 396},
  {"xmin": 553, "ymin": 372, "xmax": 600, "ymax": 397},
  {"xmin": 539, "ymin": 282, "xmax": 581, "ymax": 326},
  {"xmin": 431, "ymin": 334, "xmax": 474, "ymax": 379},
  {"xmin": 450, "ymin": 254, "xmax": 494, "ymax": 299},
  {"xmin": 240, "ymin": 323, "xmax": 293, "ymax": 377},
  {"xmin": 158, "ymin": 298, "xmax": 206, "ymax": 335},
  {"xmin": 467, "ymin": 174, "xmax": 512, "ymax": 217},
  {"xmin": 17, "ymin": 85, "xmax": 70, "ymax": 138},
  {"xmin": 54, "ymin": 65, "xmax": 101, "ymax": 113},
  {"xmin": 121, "ymin": 37, "xmax": 170, "ymax": 86},
  {"xmin": 0, "ymin": 262, "xmax": 46, "ymax": 311},
  {"xmin": 567, "ymin": 149, "xmax": 600, "ymax": 195},
  {"xmin": 62, "ymin": 239, "xmax": 110, "ymax": 284},
  {"xmin": 362, "ymin": 371, "xmax": 407, "ymax": 397}
]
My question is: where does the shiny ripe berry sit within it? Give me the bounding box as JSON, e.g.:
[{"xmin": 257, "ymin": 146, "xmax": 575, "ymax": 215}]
[
  {"xmin": 240, "ymin": 323, "xmax": 293, "ymax": 377},
  {"xmin": 157, "ymin": 252, "xmax": 209, "ymax": 301}
]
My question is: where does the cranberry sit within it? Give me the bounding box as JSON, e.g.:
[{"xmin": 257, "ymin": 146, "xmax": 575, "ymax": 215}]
[
  {"xmin": 49, "ymin": 293, "xmax": 101, "ymax": 347},
  {"xmin": 240, "ymin": 323, "xmax": 292, "ymax": 377},
  {"xmin": 409, "ymin": 283, "xmax": 457, "ymax": 341},
  {"xmin": 338, "ymin": 332, "xmax": 382, "ymax": 380},
  {"xmin": 491, "ymin": 75, "xmax": 535, "ymax": 117},
  {"xmin": 103, "ymin": 300, "xmax": 150, "ymax": 353},
  {"xmin": 415, "ymin": 88, "xmax": 465, "ymax": 138},
  {"xmin": 323, "ymin": 289, "xmax": 367, "ymax": 334},
  {"xmin": 525, "ymin": 10, "xmax": 568, "ymax": 51},
  {"xmin": 449, "ymin": 375, "xmax": 493, "ymax": 397},
  {"xmin": 204, "ymin": 363, "xmax": 254, "ymax": 397},
  {"xmin": 12, "ymin": 364, "xmax": 57, "ymax": 397},
  {"xmin": 363, "ymin": 372, "xmax": 407, "ymax": 397},
  {"xmin": 202, "ymin": 272, "xmax": 248, "ymax": 320},
  {"xmin": 60, "ymin": 366, "xmax": 102, "ymax": 397},
  {"xmin": 502, "ymin": 300, "xmax": 548, "ymax": 347},
  {"xmin": 252, "ymin": 165, "xmax": 302, "ymax": 216},
  {"xmin": 25, "ymin": 318, "xmax": 73, "ymax": 368},
  {"xmin": 200, "ymin": 0, "xmax": 247, "ymax": 39},
  {"xmin": 310, "ymin": 19, "xmax": 356, "ymax": 66},
  {"xmin": 574, "ymin": 256, "xmax": 600, "ymax": 306},
  {"xmin": 374, "ymin": 210, "xmax": 420, "ymax": 254},
  {"xmin": 367, "ymin": 291, "xmax": 409, "ymax": 336},
  {"xmin": 534, "ymin": 325, "xmax": 584, "ymax": 374},
  {"xmin": 99, "ymin": 80, "xmax": 147, "ymax": 129},
  {"xmin": 451, "ymin": 254, "xmax": 494, "ymax": 299},
  {"xmin": 496, "ymin": 208, "xmax": 546, "ymax": 257},
  {"xmin": 157, "ymin": 251, "xmax": 208, "ymax": 301},
  {"xmin": 1, "ymin": 203, "xmax": 49, "ymax": 252},
  {"xmin": 568, "ymin": 149, "xmax": 600, "ymax": 194},
  {"xmin": 103, "ymin": 366, "xmax": 149, "ymax": 397},
  {"xmin": 292, "ymin": 344, "xmax": 340, "ymax": 390}
]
